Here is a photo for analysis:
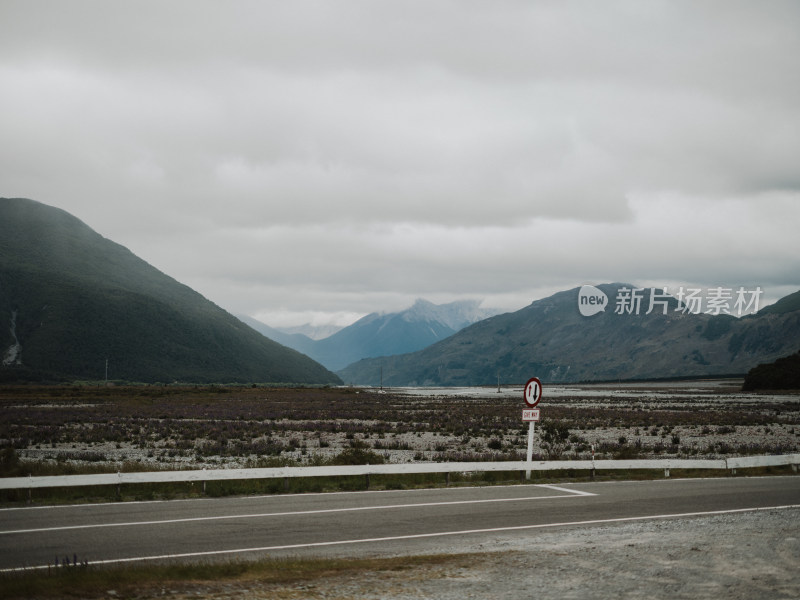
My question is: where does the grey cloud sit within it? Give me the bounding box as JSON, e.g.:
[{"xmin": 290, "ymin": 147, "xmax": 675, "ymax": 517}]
[{"xmin": 1, "ymin": 1, "xmax": 798, "ymax": 324}]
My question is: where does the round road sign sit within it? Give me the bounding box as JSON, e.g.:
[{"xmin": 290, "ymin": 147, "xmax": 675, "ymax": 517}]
[{"xmin": 524, "ymin": 377, "xmax": 542, "ymax": 407}]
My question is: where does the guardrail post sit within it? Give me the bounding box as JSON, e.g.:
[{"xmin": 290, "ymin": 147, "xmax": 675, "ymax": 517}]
[
  {"xmin": 117, "ymin": 471, "xmax": 121, "ymax": 497},
  {"xmin": 792, "ymin": 463, "xmax": 798, "ymax": 473},
  {"xmin": 28, "ymin": 474, "xmax": 32, "ymax": 504},
  {"xmin": 446, "ymin": 472, "xmax": 450, "ymax": 487},
  {"xmin": 664, "ymin": 468, "xmax": 670, "ymax": 478},
  {"xmin": 202, "ymin": 468, "xmax": 207, "ymax": 494},
  {"xmin": 365, "ymin": 473, "xmax": 370, "ymax": 490}
]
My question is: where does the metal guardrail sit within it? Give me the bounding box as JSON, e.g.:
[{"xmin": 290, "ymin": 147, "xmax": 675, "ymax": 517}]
[{"xmin": 1, "ymin": 454, "xmax": 798, "ymax": 491}]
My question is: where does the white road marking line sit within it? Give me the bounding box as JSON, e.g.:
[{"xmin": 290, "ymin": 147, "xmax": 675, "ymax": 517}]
[
  {"xmin": 4, "ymin": 504, "xmax": 798, "ymax": 572},
  {"xmin": 0, "ymin": 487, "xmax": 591, "ymax": 535},
  {"xmin": 2, "ymin": 474, "xmax": 782, "ymax": 513},
  {"xmin": 0, "ymin": 482, "xmax": 586, "ymax": 512},
  {"xmin": 537, "ymin": 484, "xmax": 596, "ymax": 496}
]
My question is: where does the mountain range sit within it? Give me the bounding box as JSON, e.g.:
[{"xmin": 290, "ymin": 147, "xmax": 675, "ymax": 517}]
[
  {"xmin": 338, "ymin": 283, "xmax": 800, "ymax": 386},
  {"xmin": 242, "ymin": 299, "xmax": 500, "ymax": 372},
  {"xmin": 0, "ymin": 197, "xmax": 341, "ymax": 384},
  {"xmin": 3, "ymin": 197, "xmax": 797, "ymax": 387}
]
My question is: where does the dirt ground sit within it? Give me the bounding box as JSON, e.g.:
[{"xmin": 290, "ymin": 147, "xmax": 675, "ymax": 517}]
[{"xmin": 7, "ymin": 381, "xmax": 800, "ymax": 471}]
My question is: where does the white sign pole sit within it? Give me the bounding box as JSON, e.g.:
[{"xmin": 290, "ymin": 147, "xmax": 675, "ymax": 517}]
[
  {"xmin": 526, "ymin": 421, "xmax": 535, "ymax": 480},
  {"xmin": 523, "ymin": 377, "xmax": 542, "ymax": 481}
]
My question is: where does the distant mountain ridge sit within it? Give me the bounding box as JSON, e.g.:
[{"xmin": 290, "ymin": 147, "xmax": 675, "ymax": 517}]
[
  {"xmin": 338, "ymin": 283, "xmax": 800, "ymax": 386},
  {"xmin": 237, "ymin": 316, "xmax": 317, "ymax": 357},
  {"xmin": 0, "ymin": 197, "xmax": 341, "ymax": 384},
  {"xmin": 276, "ymin": 323, "xmax": 343, "ymax": 340},
  {"xmin": 245, "ymin": 298, "xmax": 501, "ymax": 372}
]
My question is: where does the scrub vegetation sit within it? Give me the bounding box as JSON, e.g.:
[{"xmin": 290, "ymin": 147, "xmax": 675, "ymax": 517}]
[{"xmin": 2, "ymin": 383, "xmax": 798, "ymax": 491}]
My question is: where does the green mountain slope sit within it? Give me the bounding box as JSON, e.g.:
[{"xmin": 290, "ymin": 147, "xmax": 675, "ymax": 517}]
[
  {"xmin": 338, "ymin": 284, "xmax": 800, "ymax": 386},
  {"xmin": 0, "ymin": 197, "xmax": 341, "ymax": 384}
]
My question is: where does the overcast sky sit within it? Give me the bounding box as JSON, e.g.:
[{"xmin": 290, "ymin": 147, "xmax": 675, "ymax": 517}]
[{"xmin": 2, "ymin": 1, "xmax": 799, "ymax": 328}]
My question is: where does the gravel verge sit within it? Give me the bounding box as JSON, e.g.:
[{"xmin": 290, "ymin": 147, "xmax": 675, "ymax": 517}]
[{"xmin": 128, "ymin": 506, "xmax": 800, "ymax": 599}]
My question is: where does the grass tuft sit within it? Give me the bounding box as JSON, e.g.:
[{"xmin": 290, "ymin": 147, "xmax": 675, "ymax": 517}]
[{"xmin": 0, "ymin": 553, "xmax": 459, "ymax": 599}]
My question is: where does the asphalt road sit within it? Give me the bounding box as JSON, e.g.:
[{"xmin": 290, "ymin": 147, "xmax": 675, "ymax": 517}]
[{"xmin": 1, "ymin": 476, "xmax": 799, "ymax": 571}]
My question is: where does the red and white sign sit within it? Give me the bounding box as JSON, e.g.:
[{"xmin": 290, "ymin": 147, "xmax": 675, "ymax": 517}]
[
  {"xmin": 522, "ymin": 409, "xmax": 540, "ymax": 422},
  {"xmin": 523, "ymin": 377, "xmax": 542, "ymax": 407}
]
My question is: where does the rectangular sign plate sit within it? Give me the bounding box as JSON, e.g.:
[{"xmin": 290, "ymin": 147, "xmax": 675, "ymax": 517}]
[{"xmin": 522, "ymin": 409, "xmax": 540, "ymax": 422}]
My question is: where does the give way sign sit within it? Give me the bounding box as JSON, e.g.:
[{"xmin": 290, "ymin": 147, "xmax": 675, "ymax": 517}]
[{"xmin": 524, "ymin": 377, "xmax": 542, "ymax": 408}]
